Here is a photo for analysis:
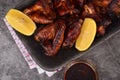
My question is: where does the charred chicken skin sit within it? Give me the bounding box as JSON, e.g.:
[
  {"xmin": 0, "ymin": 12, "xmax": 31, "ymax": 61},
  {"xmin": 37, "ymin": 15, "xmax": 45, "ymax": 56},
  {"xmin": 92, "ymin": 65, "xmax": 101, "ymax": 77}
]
[
  {"xmin": 63, "ymin": 15, "xmax": 83, "ymax": 48},
  {"xmin": 53, "ymin": 0, "xmax": 80, "ymax": 16},
  {"xmin": 34, "ymin": 19, "xmax": 66, "ymax": 56},
  {"xmin": 108, "ymin": 0, "xmax": 120, "ymax": 18},
  {"xmin": 24, "ymin": 0, "xmax": 56, "ymax": 24},
  {"xmin": 81, "ymin": 0, "xmax": 112, "ymax": 36},
  {"xmin": 24, "ymin": 0, "xmax": 120, "ymax": 56}
]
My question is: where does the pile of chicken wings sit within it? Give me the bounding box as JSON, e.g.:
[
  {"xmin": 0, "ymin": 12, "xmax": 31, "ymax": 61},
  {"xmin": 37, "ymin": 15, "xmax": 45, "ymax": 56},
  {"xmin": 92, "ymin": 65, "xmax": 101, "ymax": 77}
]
[{"xmin": 23, "ymin": 0, "xmax": 120, "ymax": 56}]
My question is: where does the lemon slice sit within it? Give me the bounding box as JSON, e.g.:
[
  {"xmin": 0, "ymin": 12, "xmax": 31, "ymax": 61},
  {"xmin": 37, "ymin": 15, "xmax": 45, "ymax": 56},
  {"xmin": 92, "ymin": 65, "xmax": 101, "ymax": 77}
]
[
  {"xmin": 75, "ymin": 18, "xmax": 97, "ymax": 51},
  {"xmin": 5, "ymin": 9, "xmax": 36, "ymax": 36}
]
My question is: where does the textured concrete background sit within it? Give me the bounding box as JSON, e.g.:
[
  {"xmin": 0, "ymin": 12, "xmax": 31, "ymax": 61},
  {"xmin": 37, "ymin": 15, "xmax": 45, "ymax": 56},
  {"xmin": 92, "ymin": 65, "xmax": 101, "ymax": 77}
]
[{"xmin": 1, "ymin": 0, "xmax": 120, "ymax": 80}]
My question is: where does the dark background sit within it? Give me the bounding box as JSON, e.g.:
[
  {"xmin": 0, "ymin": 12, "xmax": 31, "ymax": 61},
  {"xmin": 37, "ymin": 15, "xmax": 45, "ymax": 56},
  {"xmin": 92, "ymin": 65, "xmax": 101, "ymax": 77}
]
[{"xmin": 0, "ymin": 0, "xmax": 120, "ymax": 80}]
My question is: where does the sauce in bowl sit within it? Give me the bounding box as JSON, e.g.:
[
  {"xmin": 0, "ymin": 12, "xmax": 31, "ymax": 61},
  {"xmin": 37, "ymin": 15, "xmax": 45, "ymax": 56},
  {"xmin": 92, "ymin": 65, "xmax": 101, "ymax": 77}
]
[{"xmin": 64, "ymin": 60, "xmax": 98, "ymax": 80}]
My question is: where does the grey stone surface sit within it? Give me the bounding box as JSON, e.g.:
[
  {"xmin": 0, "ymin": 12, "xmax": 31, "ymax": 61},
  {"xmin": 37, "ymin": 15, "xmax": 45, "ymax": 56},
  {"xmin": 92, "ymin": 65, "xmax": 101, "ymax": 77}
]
[{"xmin": 1, "ymin": 0, "xmax": 120, "ymax": 80}]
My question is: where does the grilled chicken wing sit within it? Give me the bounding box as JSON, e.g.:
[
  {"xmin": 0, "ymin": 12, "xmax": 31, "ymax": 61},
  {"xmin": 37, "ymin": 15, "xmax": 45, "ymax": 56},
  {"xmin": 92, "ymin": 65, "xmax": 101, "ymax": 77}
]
[
  {"xmin": 81, "ymin": 3, "xmax": 102, "ymax": 22},
  {"xmin": 63, "ymin": 16, "xmax": 83, "ymax": 48},
  {"xmin": 34, "ymin": 19, "xmax": 66, "ymax": 56},
  {"xmin": 94, "ymin": 0, "xmax": 112, "ymax": 8},
  {"xmin": 93, "ymin": 0, "xmax": 112, "ymax": 14},
  {"xmin": 28, "ymin": 12, "xmax": 53, "ymax": 24},
  {"xmin": 108, "ymin": 0, "xmax": 120, "ymax": 18},
  {"xmin": 53, "ymin": 0, "xmax": 80, "ymax": 16},
  {"xmin": 24, "ymin": 0, "xmax": 56, "ymax": 24},
  {"xmin": 74, "ymin": 0, "xmax": 86, "ymax": 10},
  {"xmin": 81, "ymin": 1, "xmax": 113, "ymax": 36},
  {"xmin": 97, "ymin": 16, "xmax": 112, "ymax": 36},
  {"xmin": 34, "ymin": 23, "xmax": 56, "ymax": 42}
]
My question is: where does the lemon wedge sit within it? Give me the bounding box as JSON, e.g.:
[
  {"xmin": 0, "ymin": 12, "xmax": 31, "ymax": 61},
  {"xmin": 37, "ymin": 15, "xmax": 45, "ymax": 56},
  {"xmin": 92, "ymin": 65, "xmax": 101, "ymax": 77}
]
[
  {"xmin": 75, "ymin": 18, "xmax": 97, "ymax": 51},
  {"xmin": 5, "ymin": 9, "xmax": 36, "ymax": 36}
]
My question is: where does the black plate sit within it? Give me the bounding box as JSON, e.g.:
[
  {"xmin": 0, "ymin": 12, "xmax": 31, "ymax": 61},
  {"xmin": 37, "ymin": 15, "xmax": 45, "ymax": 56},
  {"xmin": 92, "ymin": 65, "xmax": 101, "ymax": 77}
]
[{"xmin": 14, "ymin": 0, "xmax": 120, "ymax": 71}]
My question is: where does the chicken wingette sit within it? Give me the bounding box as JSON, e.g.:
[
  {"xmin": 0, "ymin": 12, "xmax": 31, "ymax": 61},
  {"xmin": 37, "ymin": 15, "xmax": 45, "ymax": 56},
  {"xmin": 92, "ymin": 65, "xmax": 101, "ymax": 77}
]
[
  {"xmin": 34, "ymin": 19, "xmax": 66, "ymax": 56},
  {"xmin": 24, "ymin": 0, "xmax": 56, "ymax": 24}
]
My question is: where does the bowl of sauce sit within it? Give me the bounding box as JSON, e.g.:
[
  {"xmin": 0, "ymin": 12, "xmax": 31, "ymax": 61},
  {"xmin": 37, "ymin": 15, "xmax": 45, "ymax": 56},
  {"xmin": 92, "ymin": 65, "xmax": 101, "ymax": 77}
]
[{"xmin": 64, "ymin": 60, "xmax": 98, "ymax": 80}]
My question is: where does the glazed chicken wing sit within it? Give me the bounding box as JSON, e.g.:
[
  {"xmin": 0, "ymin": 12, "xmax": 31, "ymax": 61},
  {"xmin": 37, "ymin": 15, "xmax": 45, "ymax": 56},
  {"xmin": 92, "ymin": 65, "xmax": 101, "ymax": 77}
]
[
  {"xmin": 24, "ymin": 0, "xmax": 56, "ymax": 24},
  {"xmin": 81, "ymin": 1, "xmax": 112, "ymax": 36},
  {"xmin": 63, "ymin": 15, "xmax": 83, "ymax": 48},
  {"xmin": 53, "ymin": 0, "xmax": 80, "ymax": 16},
  {"xmin": 108, "ymin": 0, "xmax": 120, "ymax": 18},
  {"xmin": 34, "ymin": 19, "xmax": 66, "ymax": 56},
  {"xmin": 81, "ymin": 3, "xmax": 102, "ymax": 22},
  {"xmin": 93, "ymin": 0, "xmax": 112, "ymax": 8},
  {"xmin": 28, "ymin": 12, "xmax": 53, "ymax": 24},
  {"xmin": 97, "ymin": 16, "xmax": 112, "ymax": 36},
  {"xmin": 34, "ymin": 23, "xmax": 56, "ymax": 42},
  {"xmin": 93, "ymin": 0, "xmax": 112, "ymax": 14},
  {"xmin": 74, "ymin": 0, "xmax": 86, "ymax": 10}
]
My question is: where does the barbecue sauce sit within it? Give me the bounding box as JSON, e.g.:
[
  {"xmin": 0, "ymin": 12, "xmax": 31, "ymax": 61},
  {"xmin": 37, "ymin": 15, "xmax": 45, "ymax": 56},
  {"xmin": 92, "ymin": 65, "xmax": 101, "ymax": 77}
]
[{"xmin": 65, "ymin": 63, "xmax": 97, "ymax": 80}]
